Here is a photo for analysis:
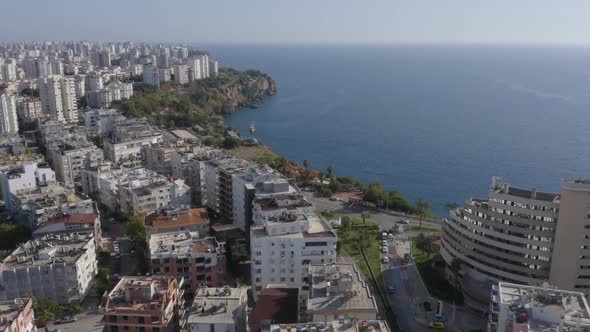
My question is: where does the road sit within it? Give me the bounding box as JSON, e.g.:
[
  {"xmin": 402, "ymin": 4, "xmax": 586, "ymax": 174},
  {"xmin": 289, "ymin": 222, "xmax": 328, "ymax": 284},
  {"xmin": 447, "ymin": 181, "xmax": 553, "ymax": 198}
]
[{"xmin": 303, "ymin": 193, "xmax": 442, "ymax": 231}]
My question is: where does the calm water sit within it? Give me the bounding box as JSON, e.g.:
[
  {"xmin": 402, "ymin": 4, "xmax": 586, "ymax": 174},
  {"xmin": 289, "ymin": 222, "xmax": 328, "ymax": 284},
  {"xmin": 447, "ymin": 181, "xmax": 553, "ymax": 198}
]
[{"xmin": 204, "ymin": 44, "xmax": 590, "ymax": 215}]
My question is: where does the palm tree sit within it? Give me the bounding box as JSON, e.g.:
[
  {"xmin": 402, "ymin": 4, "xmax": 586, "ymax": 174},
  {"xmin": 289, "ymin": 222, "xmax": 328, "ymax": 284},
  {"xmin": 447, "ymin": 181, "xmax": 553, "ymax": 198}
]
[{"xmin": 416, "ymin": 200, "xmax": 429, "ymax": 230}]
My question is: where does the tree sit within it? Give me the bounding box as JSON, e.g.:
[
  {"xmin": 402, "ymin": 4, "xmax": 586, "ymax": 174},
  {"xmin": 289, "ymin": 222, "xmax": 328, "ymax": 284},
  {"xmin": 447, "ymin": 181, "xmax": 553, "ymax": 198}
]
[
  {"xmin": 360, "ymin": 211, "xmax": 371, "ymax": 224},
  {"xmin": 416, "ymin": 200, "xmax": 429, "ymax": 230},
  {"xmin": 340, "ymin": 216, "xmax": 352, "ymax": 239},
  {"xmin": 303, "ymin": 160, "xmax": 310, "ymax": 170},
  {"xmin": 415, "ymin": 232, "xmax": 434, "ymax": 257},
  {"xmin": 93, "ymin": 267, "xmax": 111, "ymax": 296},
  {"xmin": 364, "ymin": 182, "xmax": 386, "ymax": 206},
  {"xmin": 326, "ymin": 165, "xmax": 334, "ymax": 179},
  {"xmin": 0, "ymin": 223, "xmax": 32, "ymax": 250},
  {"xmin": 445, "ymin": 202, "xmax": 459, "ymax": 210},
  {"xmin": 222, "ymin": 136, "xmax": 241, "ymax": 149}
]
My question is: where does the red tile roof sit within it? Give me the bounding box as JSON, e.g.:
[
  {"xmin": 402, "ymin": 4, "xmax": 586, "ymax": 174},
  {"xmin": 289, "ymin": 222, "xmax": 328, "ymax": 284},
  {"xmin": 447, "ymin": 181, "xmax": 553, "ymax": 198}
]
[{"xmin": 37, "ymin": 213, "xmax": 97, "ymax": 229}]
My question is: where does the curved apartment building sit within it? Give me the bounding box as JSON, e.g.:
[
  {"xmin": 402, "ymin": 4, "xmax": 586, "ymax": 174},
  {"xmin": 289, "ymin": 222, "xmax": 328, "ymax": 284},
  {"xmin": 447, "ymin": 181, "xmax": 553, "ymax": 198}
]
[{"xmin": 441, "ymin": 177, "xmax": 560, "ymax": 309}]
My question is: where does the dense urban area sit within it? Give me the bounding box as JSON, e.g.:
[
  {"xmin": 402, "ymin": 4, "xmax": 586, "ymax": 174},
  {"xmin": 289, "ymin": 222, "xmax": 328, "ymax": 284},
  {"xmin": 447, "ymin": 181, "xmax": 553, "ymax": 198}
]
[{"xmin": 0, "ymin": 41, "xmax": 589, "ymax": 332}]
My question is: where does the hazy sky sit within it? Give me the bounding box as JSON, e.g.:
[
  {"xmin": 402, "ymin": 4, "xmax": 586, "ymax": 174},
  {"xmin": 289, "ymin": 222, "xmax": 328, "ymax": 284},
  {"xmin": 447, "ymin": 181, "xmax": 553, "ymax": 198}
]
[{"xmin": 2, "ymin": 0, "xmax": 590, "ymax": 44}]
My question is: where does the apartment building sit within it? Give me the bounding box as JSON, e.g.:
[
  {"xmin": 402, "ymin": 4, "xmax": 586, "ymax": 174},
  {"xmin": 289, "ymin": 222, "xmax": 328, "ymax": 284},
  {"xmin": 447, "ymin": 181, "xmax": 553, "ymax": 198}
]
[
  {"xmin": 102, "ymin": 276, "xmax": 184, "ymax": 332},
  {"xmin": 103, "ymin": 119, "xmax": 163, "ymax": 168},
  {"xmin": 145, "ymin": 208, "xmax": 210, "ymax": 236},
  {"xmin": 83, "ymin": 108, "xmax": 123, "ymax": 136},
  {"xmin": 37, "ymin": 76, "xmax": 78, "ymax": 122},
  {"xmin": 205, "ymin": 158, "xmax": 253, "ymax": 223},
  {"xmin": 550, "ymin": 180, "xmax": 590, "ymax": 295},
  {"xmin": 488, "ymin": 282, "xmax": 590, "ymax": 332},
  {"xmin": 0, "ymin": 298, "xmax": 36, "ymax": 332},
  {"xmin": 250, "ymin": 197, "xmax": 337, "ymax": 299},
  {"xmin": 142, "ymin": 143, "xmax": 178, "ymax": 176},
  {"xmin": 440, "ymin": 177, "xmax": 560, "ymax": 310},
  {"xmin": 33, "ymin": 213, "xmax": 101, "ymax": 249},
  {"xmin": 143, "ymin": 64, "xmax": 160, "ymax": 87},
  {"xmin": 80, "ymin": 163, "xmax": 111, "ymax": 196},
  {"xmin": 0, "ymin": 93, "xmax": 18, "ymax": 134},
  {"xmin": 149, "ymin": 231, "xmax": 227, "ymax": 295},
  {"xmin": 174, "ymin": 64, "xmax": 189, "ymax": 85},
  {"xmin": 186, "ymin": 287, "xmax": 248, "ymax": 332},
  {"xmin": 47, "ymin": 142, "xmax": 104, "ymax": 188},
  {"xmin": 0, "ymin": 233, "xmax": 97, "ymax": 304},
  {"xmin": 97, "ymin": 168, "xmax": 190, "ymax": 216},
  {"xmin": 16, "ymin": 99, "xmax": 42, "ymax": 123},
  {"xmin": 0, "ymin": 162, "xmax": 56, "ymax": 211},
  {"xmin": 306, "ymin": 264, "xmax": 379, "ymax": 321}
]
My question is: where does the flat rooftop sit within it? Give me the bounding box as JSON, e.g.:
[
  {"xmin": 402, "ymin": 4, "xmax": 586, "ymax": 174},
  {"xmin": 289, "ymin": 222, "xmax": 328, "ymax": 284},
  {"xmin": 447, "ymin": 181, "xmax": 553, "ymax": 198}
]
[
  {"xmin": 105, "ymin": 276, "xmax": 177, "ymax": 312},
  {"xmin": 251, "ymin": 214, "xmax": 336, "ymax": 239},
  {"xmin": 187, "ymin": 287, "xmax": 247, "ymax": 325},
  {"xmin": 493, "ymin": 282, "xmax": 590, "ymax": 331},
  {"xmin": 0, "ymin": 298, "xmax": 31, "ymax": 331},
  {"xmin": 270, "ymin": 320, "xmax": 390, "ymax": 332},
  {"xmin": 149, "ymin": 231, "xmax": 222, "ymax": 257},
  {"xmin": 146, "ymin": 208, "xmax": 209, "ymax": 229},
  {"xmin": 255, "ymin": 194, "xmax": 313, "ymax": 212},
  {"xmin": 307, "ymin": 263, "xmax": 377, "ymax": 313},
  {"xmin": 1, "ymin": 233, "xmax": 94, "ymax": 268}
]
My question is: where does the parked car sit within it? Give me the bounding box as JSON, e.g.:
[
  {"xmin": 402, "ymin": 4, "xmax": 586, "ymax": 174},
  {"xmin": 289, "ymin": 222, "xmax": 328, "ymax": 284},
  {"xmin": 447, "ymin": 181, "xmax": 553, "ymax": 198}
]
[
  {"xmin": 387, "ymin": 233, "xmax": 394, "ymax": 240},
  {"xmin": 399, "ymin": 219, "xmax": 410, "ymax": 224},
  {"xmin": 428, "ymin": 322, "xmax": 445, "ymax": 329},
  {"xmin": 387, "ymin": 285, "xmax": 396, "ymax": 294},
  {"xmin": 381, "ymin": 240, "xmax": 387, "ymax": 246},
  {"xmin": 381, "ymin": 256, "xmax": 389, "ymax": 263},
  {"xmin": 381, "ymin": 232, "xmax": 388, "ymax": 239},
  {"xmin": 56, "ymin": 316, "xmax": 77, "ymax": 324},
  {"xmin": 381, "ymin": 246, "xmax": 388, "ymax": 253}
]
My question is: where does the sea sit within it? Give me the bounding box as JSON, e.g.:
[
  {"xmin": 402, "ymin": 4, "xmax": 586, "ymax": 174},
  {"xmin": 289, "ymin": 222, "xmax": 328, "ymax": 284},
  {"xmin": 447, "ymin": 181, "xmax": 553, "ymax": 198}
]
[{"xmin": 202, "ymin": 44, "xmax": 590, "ymax": 216}]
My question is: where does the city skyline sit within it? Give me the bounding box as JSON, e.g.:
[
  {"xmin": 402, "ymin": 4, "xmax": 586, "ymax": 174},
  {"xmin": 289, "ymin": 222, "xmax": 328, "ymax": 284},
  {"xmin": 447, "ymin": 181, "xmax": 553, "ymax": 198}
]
[{"xmin": 2, "ymin": 0, "xmax": 590, "ymax": 45}]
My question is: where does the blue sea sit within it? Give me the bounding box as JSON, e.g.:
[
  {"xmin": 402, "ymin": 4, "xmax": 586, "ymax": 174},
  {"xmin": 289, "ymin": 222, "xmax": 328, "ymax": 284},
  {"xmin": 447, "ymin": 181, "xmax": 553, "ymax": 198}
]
[{"xmin": 203, "ymin": 44, "xmax": 590, "ymax": 215}]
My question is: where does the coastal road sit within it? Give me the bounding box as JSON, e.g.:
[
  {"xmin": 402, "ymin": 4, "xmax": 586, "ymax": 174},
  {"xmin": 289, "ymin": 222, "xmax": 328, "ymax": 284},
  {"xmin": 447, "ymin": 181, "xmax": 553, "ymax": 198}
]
[{"xmin": 302, "ymin": 193, "xmax": 442, "ymax": 231}]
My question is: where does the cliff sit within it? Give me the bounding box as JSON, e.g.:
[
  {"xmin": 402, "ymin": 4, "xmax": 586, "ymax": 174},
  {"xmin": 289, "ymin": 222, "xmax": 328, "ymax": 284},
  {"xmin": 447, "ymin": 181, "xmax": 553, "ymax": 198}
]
[{"xmin": 219, "ymin": 69, "xmax": 277, "ymax": 113}]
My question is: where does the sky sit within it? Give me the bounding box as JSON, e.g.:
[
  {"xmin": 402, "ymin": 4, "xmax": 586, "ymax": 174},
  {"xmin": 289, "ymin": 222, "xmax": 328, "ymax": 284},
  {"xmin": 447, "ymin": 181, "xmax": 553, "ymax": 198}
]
[{"xmin": 2, "ymin": 0, "xmax": 590, "ymax": 44}]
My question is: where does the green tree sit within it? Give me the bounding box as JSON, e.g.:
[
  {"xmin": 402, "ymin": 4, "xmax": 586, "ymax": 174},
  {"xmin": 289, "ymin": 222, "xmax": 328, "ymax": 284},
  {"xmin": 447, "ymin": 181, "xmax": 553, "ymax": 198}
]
[
  {"xmin": 416, "ymin": 232, "xmax": 434, "ymax": 257},
  {"xmin": 326, "ymin": 165, "xmax": 334, "ymax": 179},
  {"xmin": 360, "ymin": 211, "xmax": 372, "ymax": 224},
  {"xmin": 222, "ymin": 136, "xmax": 241, "ymax": 149},
  {"xmin": 340, "ymin": 216, "xmax": 352, "ymax": 239},
  {"xmin": 364, "ymin": 182, "xmax": 386, "ymax": 206},
  {"xmin": 416, "ymin": 200, "xmax": 429, "ymax": 230},
  {"xmin": 0, "ymin": 223, "xmax": 32, "ymax": 250},
  {"xmin": 93, "ymin": 267, "xmax": 110, "ymax": 296}
]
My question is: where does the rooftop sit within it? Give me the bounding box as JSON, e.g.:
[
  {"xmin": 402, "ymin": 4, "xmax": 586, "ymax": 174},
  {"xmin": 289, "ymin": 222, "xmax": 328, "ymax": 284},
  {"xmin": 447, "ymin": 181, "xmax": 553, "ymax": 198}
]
[
  {"xmin": 249, "ymin": 288, "xmax": 299, "ymax": 332},
  {"xmin": 307, "ymin": 263, "xmax": 378, "ymax": 314},
  {"xmin": 255, "ymin": 194, "xmax": 313, "ymax": 212},
  {"xmin": 270, "ymin": 320, "xmax": 390, "ymax": 332},
  {"xmin": 149, "ymin": 232, "xmax": 223, "ymax": 257},
  {"xmin": 187, "ymin": 287, "xmax": 247, "ymax": 325},
  {"xmin": 490, "ymin": 176, "xmax": 559, "ymax": 203},
  {"xmin": 1, "ymin": 233, "xmax": 94, "ymax": 268},
  {"xmin": 251, "ymin": 214, "xmax": 336, "ymax": 239},
  {"xmin": 492, "ymin": 282, "xmax": 590, "ymax": 331},
  {"xmin": 0, "ymin": 298, "xmax": 32, "ymax": 331},
  {"xmin": 105, "ymin": 276, "xmax": 179, "ymax": 312},
  {"xmin": 146, "ymin": 208, "xmax": 209, "ymax": 229}
]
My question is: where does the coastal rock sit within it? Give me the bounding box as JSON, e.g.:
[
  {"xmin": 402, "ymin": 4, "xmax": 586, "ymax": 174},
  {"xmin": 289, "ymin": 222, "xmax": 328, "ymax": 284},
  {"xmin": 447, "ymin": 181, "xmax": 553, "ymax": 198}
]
[{"xmin": 220, "ymin": 72, "xmax": 277, "ymax": 113}]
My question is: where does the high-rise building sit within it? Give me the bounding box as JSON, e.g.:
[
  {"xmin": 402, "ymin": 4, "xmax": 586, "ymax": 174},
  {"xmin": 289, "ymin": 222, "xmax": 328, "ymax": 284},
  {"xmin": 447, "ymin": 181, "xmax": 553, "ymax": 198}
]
[
  {"xmin": 174, "ymin": 64, "xmax": 189, "ymax": 84},
  {"xmin": 0, "ymin": 63, "xmax": 17, "ymax": 82},
  {"xmin": 441, "ymin": 177, "xmax": 560, "ymax": 310},
  {"xmin": 142, "ymin": 64, "xmax": 160, "ymax": 87},
  {"xmin": 250, "ymin": 194, "xmax": 337, "ymax": 299},
  {"xmin": 0, "ymin": 93, "xmax": 19, "ymax": 134},
  {"xmin": 550, "ymin": 180, "xmax": 590, "ymax": 294},
  {"xmin": 37, "ymin": 76, "xmax": 78, "ymax": 122},
  {"xmin": 0, "ymin": 298, "xmax": 37, "ymax": 332}
]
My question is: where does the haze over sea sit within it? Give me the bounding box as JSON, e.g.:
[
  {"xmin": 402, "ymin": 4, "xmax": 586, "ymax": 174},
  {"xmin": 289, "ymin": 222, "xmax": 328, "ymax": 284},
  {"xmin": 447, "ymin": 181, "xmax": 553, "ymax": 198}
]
[{"xmin": 205, "ymin": 44, "xmax": 590, "ymax": 215}]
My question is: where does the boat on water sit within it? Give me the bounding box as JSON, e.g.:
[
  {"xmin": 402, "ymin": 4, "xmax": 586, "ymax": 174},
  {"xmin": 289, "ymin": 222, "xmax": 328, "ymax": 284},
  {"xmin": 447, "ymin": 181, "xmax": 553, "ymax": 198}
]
[{"xmin": 249, "ymin": 122, "xmax": 256, "ymax": 133}]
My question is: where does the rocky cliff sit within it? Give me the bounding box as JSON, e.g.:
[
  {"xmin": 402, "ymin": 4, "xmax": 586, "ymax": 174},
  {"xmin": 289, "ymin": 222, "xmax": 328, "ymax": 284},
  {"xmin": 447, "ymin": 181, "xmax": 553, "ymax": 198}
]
[{"xmin": 220, "ymin": 70, "xmax": 277, "ymax": 113}]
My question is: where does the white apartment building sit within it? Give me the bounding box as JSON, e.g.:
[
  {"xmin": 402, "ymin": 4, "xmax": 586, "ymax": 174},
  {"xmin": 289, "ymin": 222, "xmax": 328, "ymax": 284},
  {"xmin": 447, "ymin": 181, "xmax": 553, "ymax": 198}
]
[
  {"xmin": 143, "ymin": 64, "xmax": 160, "ymax": 87},
  {"xmin": 205, "ymin": 158, "xmax": 253, "ymax": 224},
  {"xmin": 187, "ymin": 287, "xmax": 248, "ymax": 332},
  {"xmin": 0, "ymin": 93, "xmax": 19, "ymax": 134},
  {"xmin": 174, "ymin": 64, "xmax": 189, "ymax": 85},
  {"xmin": 208, "ymin": 59, "xmax": 219, "ymax": 77},
  {"xmin": 1, "ymin": 63, "xmax": 17, "ymax": 82},
  {"xmin": 488, "ymin": 282, "xmax": 590, "ymax": 332},
  {"xmin": 48, "ymin": 143, "xmax": 104, "ymax": 188},
  {"xmin": 80, "ymin": 163, "xmax": 111, "ymax": 196},
  {"xmin": 83, "ymin": 108, "xmax": 123, "ymax": 135},
  {"xmin": 104, "ymin": 135, "xmax": 163, "ymax": 169},
  {"xmin": 0, "ymin": 162, "xmax": 56, "ymax": 211},
  {"xmin": 37, "ymin": 76, "xmax": 78, "ymax": 122},
  {"xmin": 159, "ymin": 68, "xmax": 172, "ymax": 82},
  {"xmin": 250, "ymin": 195, "xmax": 337, "ymax": 299},
  {"xmin": 0, "ymin": 233, "xmax": 98, "ymax": 304},
  {"xmin": 97, "ymin": 168, "xmax": 190, "ymax": 215}
]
